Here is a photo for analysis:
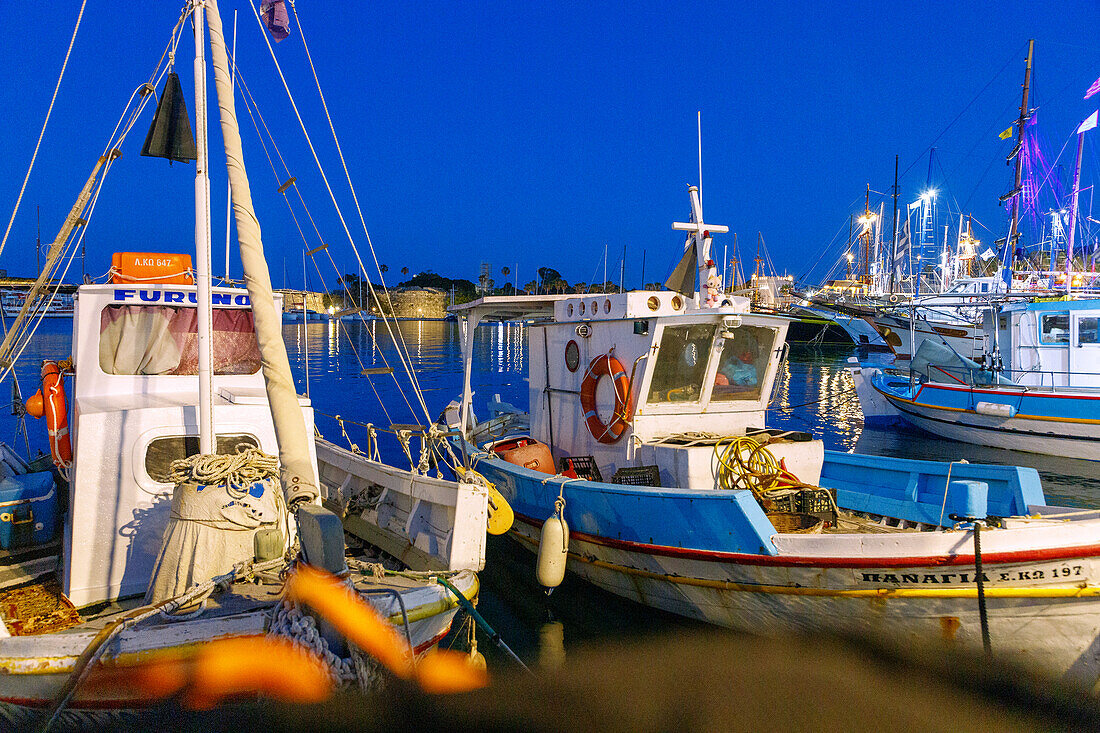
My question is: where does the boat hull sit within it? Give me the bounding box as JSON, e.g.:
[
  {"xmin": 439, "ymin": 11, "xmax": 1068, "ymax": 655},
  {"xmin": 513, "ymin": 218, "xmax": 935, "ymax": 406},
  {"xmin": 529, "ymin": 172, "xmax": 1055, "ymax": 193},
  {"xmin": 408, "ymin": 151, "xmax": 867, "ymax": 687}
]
[
  {"xmin": 875, "ymin": 380, "xmax": 1100, "ymax": 460},
  {"xmin": 473, "ymin": 453, "xmax": 1100, "ymax": 684},
  {"xmin": 0, "ymin": 570, "xmax": 476, "ymax": 712}
]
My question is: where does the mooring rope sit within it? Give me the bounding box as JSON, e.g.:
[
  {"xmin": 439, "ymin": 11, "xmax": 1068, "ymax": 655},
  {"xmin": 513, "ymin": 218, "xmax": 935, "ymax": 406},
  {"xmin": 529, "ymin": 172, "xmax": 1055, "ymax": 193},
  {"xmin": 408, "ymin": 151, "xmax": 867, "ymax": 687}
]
[{"xmin": 167, "ymin": 445, "xmax": 279, "ymax": 495}]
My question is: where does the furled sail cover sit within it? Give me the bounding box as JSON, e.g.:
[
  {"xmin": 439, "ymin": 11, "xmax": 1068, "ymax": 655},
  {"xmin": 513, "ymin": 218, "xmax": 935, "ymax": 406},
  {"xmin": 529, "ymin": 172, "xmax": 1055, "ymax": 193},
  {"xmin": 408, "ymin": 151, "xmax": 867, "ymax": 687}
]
[
  {"xmin": 664, "ymin": 243, "xmax": 697, "ymax": 298},
  {"xmin": 141, "ymin": 72, "xmax": 198, "ymax": 163}
]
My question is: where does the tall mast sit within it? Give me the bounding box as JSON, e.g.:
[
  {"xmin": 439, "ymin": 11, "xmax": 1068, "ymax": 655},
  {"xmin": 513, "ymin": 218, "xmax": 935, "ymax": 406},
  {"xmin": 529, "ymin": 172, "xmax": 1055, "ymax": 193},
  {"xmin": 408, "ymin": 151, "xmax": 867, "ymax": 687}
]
[
  {"xmin": 888, "ymin": 154, "xmax": 899, "ymax": 292},
  {"xmin": 207, "ymin": 0, "xmax": 318, "ymax": 505},
  {"xmin": 193, "ymin": 1, "xmax": 215, "ymax": 455},
  {"xmin": 1066, "ymin": 111, "xmax": 1096, "ymax": 293},
  {"xmin": 1007, "ymin": 40, "xmax": 1035, "ymax": 283}
]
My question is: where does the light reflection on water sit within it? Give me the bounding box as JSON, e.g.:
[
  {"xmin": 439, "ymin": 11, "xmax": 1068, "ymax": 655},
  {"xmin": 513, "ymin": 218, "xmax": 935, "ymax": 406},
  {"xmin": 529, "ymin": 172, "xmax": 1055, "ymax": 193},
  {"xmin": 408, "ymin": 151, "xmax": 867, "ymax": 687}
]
[{"xmin": 9, "ymin": 319, "xmax": 1099, "ymax": 508}]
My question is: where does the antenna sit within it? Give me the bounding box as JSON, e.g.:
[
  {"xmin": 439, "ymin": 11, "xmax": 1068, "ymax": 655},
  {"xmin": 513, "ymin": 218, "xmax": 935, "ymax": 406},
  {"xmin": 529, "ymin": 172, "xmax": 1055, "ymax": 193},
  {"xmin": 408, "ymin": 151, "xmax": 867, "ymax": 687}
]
[{"xmin": 697, "ymin": 111, "xmax": 703, "ymax": 210}]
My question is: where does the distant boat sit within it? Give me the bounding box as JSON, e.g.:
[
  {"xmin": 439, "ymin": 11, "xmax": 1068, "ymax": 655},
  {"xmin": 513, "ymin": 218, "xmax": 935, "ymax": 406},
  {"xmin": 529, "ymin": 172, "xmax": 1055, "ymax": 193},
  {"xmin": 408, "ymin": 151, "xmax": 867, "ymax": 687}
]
[{"xmin": 869, "ymin": 299, "xmax": 1100, "ymax": 459}]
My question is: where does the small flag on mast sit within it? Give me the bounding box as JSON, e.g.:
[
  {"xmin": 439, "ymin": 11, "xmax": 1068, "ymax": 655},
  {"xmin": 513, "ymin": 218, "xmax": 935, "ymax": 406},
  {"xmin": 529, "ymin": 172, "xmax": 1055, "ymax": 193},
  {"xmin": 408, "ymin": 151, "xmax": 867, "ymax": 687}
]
[
  {"xmin": 998, "ymin": 126, "xmax": 1014, "ymax": 140},
  {"xmin": 1086, "ymin": 75, "xmax": 1100, "ymax": 100},
  {"xmin": 261, "ymin": 1, "xmax": 291, "ymax": 42},
  {"xmin": 1078, "ymin": 110, "xmax": 1099, "ymax": 135}
]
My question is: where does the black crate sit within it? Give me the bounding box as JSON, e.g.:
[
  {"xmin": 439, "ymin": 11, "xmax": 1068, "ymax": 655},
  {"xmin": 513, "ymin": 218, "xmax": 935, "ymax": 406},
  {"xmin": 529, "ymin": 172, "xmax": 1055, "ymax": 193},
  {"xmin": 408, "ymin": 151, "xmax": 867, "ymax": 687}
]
[
  {"xmin": 610, "ymin": 465, "xmax": 661, "ymax": 487},
  {"xmin": 796, "ymin": 488, "xmax": 835, "ymax": 515},
  {"xmin": 559, "ymin": 456, "xmax": 602, "ymax": 483}
]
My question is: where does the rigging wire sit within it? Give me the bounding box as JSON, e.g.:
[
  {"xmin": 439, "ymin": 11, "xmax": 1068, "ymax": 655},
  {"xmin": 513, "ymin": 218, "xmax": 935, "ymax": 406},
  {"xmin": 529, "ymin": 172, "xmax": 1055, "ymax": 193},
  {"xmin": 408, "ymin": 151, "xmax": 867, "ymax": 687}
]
[
  {"xmin": 0, "ymin": 0, "xmax": 88, "ymax": 265},
  {"xmin": 230, "ymin": 64, "xmax": 416, "ymax": 427},
  {"xmin": 248, "ymin": 1, "xmax": 437, "ymax": 433}
]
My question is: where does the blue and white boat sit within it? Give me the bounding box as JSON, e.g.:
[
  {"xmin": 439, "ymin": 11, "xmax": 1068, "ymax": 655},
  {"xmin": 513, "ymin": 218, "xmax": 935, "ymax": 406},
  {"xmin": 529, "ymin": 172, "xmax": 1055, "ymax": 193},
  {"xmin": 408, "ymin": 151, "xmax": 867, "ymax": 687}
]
[
  {"xmin": 449, "ymin": 188, "xmax": 1100, "ymax": 685},
  {"xmin": 870, "ymin": 299, "xmax": 1100, "ymax": 459}
]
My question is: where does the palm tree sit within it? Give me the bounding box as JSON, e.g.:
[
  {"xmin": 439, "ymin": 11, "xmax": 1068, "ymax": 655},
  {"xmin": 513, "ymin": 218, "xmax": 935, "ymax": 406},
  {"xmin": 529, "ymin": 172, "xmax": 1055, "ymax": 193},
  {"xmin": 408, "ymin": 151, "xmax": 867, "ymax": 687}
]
[
  {"xmin": 501, "ymin": 266, "xmax": 511, "ymax": 294},
  {"xmin": 401, "ymin": 266, "xmax": 409, "ymax": 277}
]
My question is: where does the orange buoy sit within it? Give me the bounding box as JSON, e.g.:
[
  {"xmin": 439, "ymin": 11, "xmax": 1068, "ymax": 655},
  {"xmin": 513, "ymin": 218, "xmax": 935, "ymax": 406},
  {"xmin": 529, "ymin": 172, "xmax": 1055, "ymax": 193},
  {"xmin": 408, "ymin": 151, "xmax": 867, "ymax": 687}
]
[
  {"xmin": 26, "ymin": 361, "xmax": 72, "ymax": 471},
  {"xmin": 579, "ymin": 352, "xmax": 634, "ymax": 444}
]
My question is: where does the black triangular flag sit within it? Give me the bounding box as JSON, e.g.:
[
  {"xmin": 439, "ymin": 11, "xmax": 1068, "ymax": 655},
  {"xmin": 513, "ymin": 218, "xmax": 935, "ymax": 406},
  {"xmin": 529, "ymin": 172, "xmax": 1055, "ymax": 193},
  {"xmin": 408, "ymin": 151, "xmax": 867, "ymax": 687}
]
[
  {"xmin": 664, "ymin": 243, "xmax": 697, "ymax": 297},
  {"xmin": 141, "ymin": 72, "xmax": 197, "ymax": 164}
]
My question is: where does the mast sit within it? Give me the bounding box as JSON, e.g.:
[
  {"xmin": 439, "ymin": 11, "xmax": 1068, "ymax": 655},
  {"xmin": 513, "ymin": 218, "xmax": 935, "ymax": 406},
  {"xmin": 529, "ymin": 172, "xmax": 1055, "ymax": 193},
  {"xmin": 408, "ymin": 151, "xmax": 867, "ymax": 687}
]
[
  {"xmin": 193, "ymin": 1, "xmax": 215, "ymax": 455},
  {"xmin": 206, "ymin": 0, "xmax": 318, "ymax": 505},
  {"xmin": 1066, "ymin": 111, "xmax": 1097, "ymax": 293},
  {"xmin": 888, "ymin": 154, "xmax": 899, "ymax": 293},
  {"xmin": 1006, "ymin": 40, "xmax": 1035, "ymax": 285}
]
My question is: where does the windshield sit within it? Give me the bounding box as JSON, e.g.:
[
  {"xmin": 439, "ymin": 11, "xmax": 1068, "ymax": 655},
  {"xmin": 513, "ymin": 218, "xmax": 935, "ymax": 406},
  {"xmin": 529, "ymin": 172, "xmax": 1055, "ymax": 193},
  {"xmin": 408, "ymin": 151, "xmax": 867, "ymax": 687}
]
[
  {"xmin": 710, "ymin": 325, "xmax": 778, "ymax": 401},
  {"xmin": 648, "ymin": 324, "xmax": 716, "ymax": 403}
]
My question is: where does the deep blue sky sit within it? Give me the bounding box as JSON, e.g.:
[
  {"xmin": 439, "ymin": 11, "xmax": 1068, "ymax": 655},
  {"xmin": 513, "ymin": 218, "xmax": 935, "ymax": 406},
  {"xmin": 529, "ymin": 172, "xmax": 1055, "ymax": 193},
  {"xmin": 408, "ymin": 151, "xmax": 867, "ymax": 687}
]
[{"xmin": 1, "ymin": 2, "xmax": 1098, "ymax": 290}]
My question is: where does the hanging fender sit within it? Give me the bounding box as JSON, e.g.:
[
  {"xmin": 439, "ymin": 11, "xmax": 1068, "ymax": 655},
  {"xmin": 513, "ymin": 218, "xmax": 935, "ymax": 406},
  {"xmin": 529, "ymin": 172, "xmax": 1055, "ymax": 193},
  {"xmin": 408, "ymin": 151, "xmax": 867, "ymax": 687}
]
[
  {"xmin": 579, "ymin": 352, "xmax": 634, "ymax": 444},
  {"xmin": 25, "ymin": 361, "xmax": 72, "ymax": 471}
]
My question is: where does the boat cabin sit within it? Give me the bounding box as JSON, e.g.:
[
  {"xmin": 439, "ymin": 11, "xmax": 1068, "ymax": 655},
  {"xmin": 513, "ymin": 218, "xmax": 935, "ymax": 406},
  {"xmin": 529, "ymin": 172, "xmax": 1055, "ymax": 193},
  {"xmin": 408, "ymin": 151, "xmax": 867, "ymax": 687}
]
[
  {"xmin": 456, "ymin": 290, "xmax": 825, "ymax": 490},
  {"xmin": 64, "ymin": 281, "xmax": 317, "ymax": 607},
  {"xmin": 985, "ymin": 298, "xmax": 1100, "ymax": 389}
]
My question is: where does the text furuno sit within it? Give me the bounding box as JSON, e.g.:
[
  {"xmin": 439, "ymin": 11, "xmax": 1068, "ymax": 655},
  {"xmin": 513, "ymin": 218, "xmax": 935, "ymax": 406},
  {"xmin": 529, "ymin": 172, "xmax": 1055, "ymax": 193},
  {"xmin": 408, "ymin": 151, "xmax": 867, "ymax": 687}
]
[{"xmin": 113, "ymin": 289, "xmax": 251, "ymax": 306}]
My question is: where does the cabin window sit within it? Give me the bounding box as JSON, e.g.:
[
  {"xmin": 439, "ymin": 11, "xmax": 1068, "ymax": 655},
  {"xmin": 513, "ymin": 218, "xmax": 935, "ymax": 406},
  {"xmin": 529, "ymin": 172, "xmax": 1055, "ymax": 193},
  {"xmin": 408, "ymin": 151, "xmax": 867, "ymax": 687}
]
[
  {"xmin": 711, "ymin": 325, "xmax": 778, "ymax": 402},
  {"xmin": 1039, "ymin": 313, "xmax": 1070, "ymax": 345},
  {"xmin": 648, "ymin": 324, "xmax": 715, "ymax": 403},
  {"xmin": 144, "ymin": 434, "xmax": 260, "ymax": 483},
  {"xmin": 99, "ymin": 305, "xmax": 262, "ymax": 375},
  {"xmin": 1078, "ymin": 317, "xmax": 1099, "ymax": 345}
]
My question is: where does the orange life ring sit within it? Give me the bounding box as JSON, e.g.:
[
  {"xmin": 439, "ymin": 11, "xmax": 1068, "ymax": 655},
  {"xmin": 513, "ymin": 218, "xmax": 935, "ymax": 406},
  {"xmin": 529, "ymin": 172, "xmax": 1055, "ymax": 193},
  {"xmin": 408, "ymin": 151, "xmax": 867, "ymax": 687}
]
[
  {"xmin": 579, "ymin": 352, "xmax": 634, "ymax": 444},
  {"xmin": 25, "ymin": 361, "xmax": 72, "ymax": 470}
]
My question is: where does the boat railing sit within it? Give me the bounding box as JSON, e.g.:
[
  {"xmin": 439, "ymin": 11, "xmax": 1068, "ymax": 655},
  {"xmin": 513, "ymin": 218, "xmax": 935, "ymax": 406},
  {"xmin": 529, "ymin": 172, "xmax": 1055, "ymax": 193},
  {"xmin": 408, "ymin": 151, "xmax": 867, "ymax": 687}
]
[{"xmin": 922, "ymin": 363, "xmax": 1100, "ymax": 391}]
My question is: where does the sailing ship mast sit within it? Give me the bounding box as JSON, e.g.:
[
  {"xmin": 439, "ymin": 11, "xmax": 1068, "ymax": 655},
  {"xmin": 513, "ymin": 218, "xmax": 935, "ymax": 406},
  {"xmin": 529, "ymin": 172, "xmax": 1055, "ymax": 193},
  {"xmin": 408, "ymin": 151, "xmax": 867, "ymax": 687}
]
[
  {"xmin": 193, "ymin": 0, "xmax": 318, "ymax": 505},
  {"xmin": 1004, "ymin": 40, "xmax": 1034, "ymax": 286},
  {"xmin": 193, "ymin": 2, "xmax": 215, "ymax": 454}
]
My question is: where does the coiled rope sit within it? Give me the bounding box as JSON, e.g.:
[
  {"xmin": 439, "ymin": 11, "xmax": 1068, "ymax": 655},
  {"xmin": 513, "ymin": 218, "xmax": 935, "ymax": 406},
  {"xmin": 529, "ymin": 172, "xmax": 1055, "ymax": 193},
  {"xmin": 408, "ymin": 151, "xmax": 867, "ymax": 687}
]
[{"xmin": 167, "ymin": 445, "xmax": 279, "ymax": 495}]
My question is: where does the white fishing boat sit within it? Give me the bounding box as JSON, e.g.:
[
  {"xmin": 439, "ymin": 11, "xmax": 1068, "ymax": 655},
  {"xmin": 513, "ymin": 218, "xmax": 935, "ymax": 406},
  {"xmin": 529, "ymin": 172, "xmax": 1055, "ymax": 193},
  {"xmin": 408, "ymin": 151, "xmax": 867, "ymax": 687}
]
[
  {"xmin": 868, "ymin": 299, "xmax": 1100, "ymax": 459},
  {"xmin": 0, "ymin": 2, "xmax": 489, "ymax": 723},
  {"xmin": 448, "ymin": 184, "xmax": 1100, "ymax": 686}
]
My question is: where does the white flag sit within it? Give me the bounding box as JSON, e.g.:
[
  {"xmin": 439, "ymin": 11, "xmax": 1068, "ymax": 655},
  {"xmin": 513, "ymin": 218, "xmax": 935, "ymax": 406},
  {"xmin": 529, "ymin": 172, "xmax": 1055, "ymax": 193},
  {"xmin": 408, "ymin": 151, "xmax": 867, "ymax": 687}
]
[
  {"xmin": 979, "ymin": 248, "xmax": 996, "ymax": 261},
  {"xmin": 1079, "ymin": 110, "xmax": 1098, "ymax": 134}
]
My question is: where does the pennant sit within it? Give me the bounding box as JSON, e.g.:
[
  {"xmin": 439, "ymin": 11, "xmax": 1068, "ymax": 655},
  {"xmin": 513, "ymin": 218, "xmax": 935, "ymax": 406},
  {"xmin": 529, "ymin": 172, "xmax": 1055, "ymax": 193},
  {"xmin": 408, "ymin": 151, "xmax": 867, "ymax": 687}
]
[
  {"xmin": 261, "ymin": 1, "xmax": 291, "ymax": 42},
  {"xmin": 1078, "ymin": 110, "xmax": 1098, "ymax": 134},
  {"xmin": 1086, "ymin": 75, "xmax": 1100, "ymax": 100},
  {"xmin": 998, "ymin": 126, "xmax": 1013, "ymax": 140},
  {"xmin": 979, "ymin": 248, "xmax": 996, "ymax": 261}
]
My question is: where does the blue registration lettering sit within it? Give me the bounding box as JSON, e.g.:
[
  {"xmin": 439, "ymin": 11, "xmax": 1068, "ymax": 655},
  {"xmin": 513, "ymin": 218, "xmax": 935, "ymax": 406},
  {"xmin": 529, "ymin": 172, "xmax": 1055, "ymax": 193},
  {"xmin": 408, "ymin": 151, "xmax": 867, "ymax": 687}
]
[
  {"xmin": 188, "ymin": 292, "xmax": 198, "ymax": 304},
  {"xmin": 164, "ymin": 291, "xmax": 185, "ymax": 304},
  {"xmin": 212, "ymin": 293, "xmax": 231, "ymax": 306},
  {"xmin": 234, "ymin": 294, "xmax": 251, "ymax": 306},
  {"xmin": 114, "ymin": 289, "xmax": 136, "ymax": 301},
  {"xmin": 138, "ymin": 290, "xmax": 161, "ymax": 302}
]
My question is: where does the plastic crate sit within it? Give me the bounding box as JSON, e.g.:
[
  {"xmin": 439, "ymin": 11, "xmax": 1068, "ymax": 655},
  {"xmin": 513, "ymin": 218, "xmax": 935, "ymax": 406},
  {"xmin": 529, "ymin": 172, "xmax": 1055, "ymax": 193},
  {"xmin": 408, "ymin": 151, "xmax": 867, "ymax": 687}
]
[
  {"xmin": 610, "ymin": 465, "xmax": 661, "ymax": 487},
  {"xmin": 559, "ymin": 456, "xmax": 602, "ymax": 483},
  {"xmin": 796, "ymin": 488, "xmax": 835, "ymax": 515}
]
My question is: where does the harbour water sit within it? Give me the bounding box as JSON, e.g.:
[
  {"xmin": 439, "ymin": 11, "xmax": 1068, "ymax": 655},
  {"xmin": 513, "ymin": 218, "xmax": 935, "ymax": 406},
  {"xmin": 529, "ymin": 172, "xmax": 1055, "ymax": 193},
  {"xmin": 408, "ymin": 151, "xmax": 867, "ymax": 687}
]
[{"xmin": 11, "ymin": 317, "xmax": 1100, "ymax": 667}]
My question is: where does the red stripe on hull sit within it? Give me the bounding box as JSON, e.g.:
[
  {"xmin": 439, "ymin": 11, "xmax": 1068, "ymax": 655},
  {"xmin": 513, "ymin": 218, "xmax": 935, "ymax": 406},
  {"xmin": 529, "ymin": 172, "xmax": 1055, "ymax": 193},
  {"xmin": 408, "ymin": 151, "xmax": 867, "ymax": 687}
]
[{"xmin": 514, "ymin": 512, "xmax": 1100, "ymax": 568}]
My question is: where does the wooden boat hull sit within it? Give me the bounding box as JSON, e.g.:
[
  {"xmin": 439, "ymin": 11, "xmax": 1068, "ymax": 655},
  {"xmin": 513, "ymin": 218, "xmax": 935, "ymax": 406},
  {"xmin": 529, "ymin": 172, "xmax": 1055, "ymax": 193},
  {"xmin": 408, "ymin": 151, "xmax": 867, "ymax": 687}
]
[
  {"xmin": 0, "ymin": 570, "xmax": 477, "ymax": 712},
  {"xmin": 473, "ymin": 451, "xmax": 1100, "ymax": 684},
  {"xmin": 873, "ymin": 377, "xmax": 1100, "ymax": 460}
]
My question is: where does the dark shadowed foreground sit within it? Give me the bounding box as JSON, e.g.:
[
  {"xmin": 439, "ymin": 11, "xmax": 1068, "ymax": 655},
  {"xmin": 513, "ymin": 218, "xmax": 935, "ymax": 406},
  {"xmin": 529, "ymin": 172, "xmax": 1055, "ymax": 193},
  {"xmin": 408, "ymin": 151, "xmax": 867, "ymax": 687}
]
[{"xmin": 52, "ymin": 628, "xmax": 1099, "ymax": 733}]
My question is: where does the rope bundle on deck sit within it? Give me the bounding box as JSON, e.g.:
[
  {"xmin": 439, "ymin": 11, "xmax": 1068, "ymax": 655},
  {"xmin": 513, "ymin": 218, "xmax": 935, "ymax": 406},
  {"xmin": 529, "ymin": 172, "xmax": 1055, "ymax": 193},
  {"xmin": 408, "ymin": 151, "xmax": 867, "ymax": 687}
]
[{"xmin": 167, "ymin": 445, "xmax": 279, "ymax": 494}]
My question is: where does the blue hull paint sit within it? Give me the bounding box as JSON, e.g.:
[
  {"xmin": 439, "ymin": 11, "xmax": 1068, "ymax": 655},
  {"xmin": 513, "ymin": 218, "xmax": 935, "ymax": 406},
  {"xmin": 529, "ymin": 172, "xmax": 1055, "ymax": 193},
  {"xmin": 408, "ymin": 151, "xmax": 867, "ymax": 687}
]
[{"xmin": 469, "ymin": 442, "xmax": 1045, "ymax": 557}]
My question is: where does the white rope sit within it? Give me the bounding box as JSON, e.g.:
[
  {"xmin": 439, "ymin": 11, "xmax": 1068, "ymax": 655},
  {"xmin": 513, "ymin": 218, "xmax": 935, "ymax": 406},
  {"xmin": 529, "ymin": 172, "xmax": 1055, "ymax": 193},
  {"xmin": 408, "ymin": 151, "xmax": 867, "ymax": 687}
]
[{"xmin": 167, "ymin": 445, "xmax": 280, "ymax": 494}]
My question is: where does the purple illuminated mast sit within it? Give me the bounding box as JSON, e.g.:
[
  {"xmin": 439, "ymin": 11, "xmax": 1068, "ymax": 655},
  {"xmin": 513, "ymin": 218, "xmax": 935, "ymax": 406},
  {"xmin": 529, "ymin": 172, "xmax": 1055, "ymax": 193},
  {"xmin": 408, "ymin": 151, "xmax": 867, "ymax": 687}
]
[{"xmin": 1004, "ymin": 39, "xmax": 1035, "ymax": 286}]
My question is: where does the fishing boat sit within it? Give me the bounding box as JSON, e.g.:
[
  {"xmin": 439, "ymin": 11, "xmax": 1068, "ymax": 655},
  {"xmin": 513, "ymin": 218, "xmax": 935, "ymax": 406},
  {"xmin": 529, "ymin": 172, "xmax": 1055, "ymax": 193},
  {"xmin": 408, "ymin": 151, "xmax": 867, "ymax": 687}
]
[
  {"xmin": 0, "ymin": 2, "xmax": 487, "ymax": 721},
  {"xmin": 867, "ymin": 298, "xmax": 1100, "ymax": 459},
  {"xmin": 448, "ymin": 185, "xmax": 1100, "ymax": 685}
]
